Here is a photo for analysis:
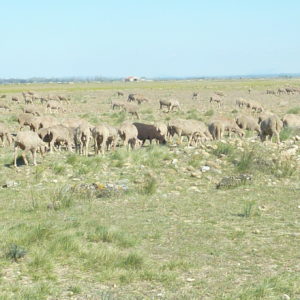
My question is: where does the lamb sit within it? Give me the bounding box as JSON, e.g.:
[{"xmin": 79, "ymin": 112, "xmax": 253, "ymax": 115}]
[
  {"xmin": 122, "ymin": 103, "xmax": 140, "ymax": 119},
  {"xmin": 235, "ymin": 115, "xmax": 260, "ymax": 133},
  {"xmin": 14, "ymin": 131, "xmax": 48, "ymax": 167},
  {"xmin": 159, "ymin": 99, "xmax": 181, "ymax": 112},
  {"xmin": 118, "ymin": 122, "xmax": 139, "ymax": 150},
  {"xmin": 57, "ymin": 95, "xmax": 71, "ymax": 104},
  {"xmin": 91, "ymin": 124, "xmax": 109, "ymax": 154},
  {"xmin": 209, "ymin": 95, "xmax": 223, "ymax": 108},
  {"xmin": 260, "ymin": 115, "xmax": 283, "ymax": 144},
  {"xmin": 133, "ymin": 122, "xmax": 167, "ymax": 145},
  {"xmin": 0, "ymin": 123, "xmax": 12, "ymax": 146},
  {"xmin": 282, "ymin": 114, "xmax": 300, "ymax": 128},
  {"xmin": 74, "ymin": 123, "xmax": 92, "ymax": 156}
]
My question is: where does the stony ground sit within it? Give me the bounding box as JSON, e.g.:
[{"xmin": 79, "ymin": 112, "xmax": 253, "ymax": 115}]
[{"xmin": 0, "ymin": 79, "xmax": 300, "ymax": 299}]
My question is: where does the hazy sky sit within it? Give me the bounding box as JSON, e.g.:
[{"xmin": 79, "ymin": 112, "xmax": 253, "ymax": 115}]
[{"xmin": 1, "ymin": 0, "xmax": 299, "ymax": 78}]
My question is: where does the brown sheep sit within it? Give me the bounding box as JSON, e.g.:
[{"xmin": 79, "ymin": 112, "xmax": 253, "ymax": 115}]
[
  {"xmin": 92, "ymin": 125, "xmax": 109, "ymax": 155},
  {"xmin": 0, "ymin": 123, "xmax": 12, "ymax": 146},
  {"xmin": 122, "ymin": 103, "xmax": 140, "ymax": 119},
  {"xmin": 235, "ymin": 115, "xmax": 260, "ymax": 133},
  {"xmin": 75, "ymin": 123, "xmax": 91, "ymax": 156},
  {"xmin": 282, "ymin": 114, "xmax": 300, "ymax": 128},
  {"xmin": 133, "ymin": 122, "xmax": 167, "ymax": 146}
]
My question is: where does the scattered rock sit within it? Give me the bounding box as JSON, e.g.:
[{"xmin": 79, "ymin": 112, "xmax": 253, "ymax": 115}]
[
  {"xmin": 172, "ymin": 159, "xmax": 178, "ymax": 165},
  {"xmin": 281, "ymin": 294, "xmax": 290, "ymax": 300},
  {"xmin": 186, "ymin": 278, "xmax": 195, "ymax": 282},
  {"xmin": 191, "ymin": 172, "xmax": 202, "ymax": 179},
  {"xmin": 216, "ymin": 174, "xmax": 252, "ymax": 189},
  {"xmin": 201, "ymin": 166, "xmax": 210, "ymax": 172},
  {"xmin": 205, "ymin": 160, "xmax": 220, "ymax": 169}
]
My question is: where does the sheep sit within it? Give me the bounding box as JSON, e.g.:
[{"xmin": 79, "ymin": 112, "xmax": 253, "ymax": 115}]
[
  {"xmin": 260, "ymin": 115, "xmax": 283, "ymax": 143},
  {"xmin": 277, "ymin": 88, "xmax": 286, "ymax": 95},
  {"xmin": 91, "ymin": 125, "xmax": 109, "ymax": 155},
  {"xmin": 167, "ymin": 119, "xmax": 210, "ymax": 146},
  {"xmin": 22, "ymin": 105, "xmax": 41, "ymax": 116},
  {"xmin": 111, "ymin": 101, "xmax": 126, "ymax": 110},
  {"xmin": 116, "ymin": 91, "xmax": 124, "ymax": 97},
  {"xmin": 266, "ymin": 89, "xmax": 276, "ymax": 95},
  {"xmin": 192, "ymin": 92, "xmax": 198, "ymax": 99},
  {"xmin": 0, "ymin": 123, "xmax": 12, "ymax": 146},
  {"xmin": 154, "ymin": 122, "xmax": 168, "ymax": 141},
  {"xmin": 215, "ymin": 91, "xmax": 225, "ymax": 97},
  {"xmin": 74, "ymin": 123, "xmax": 92, "ymax": 156},
  {"xmin": 57, "ymin": 95, "xmax": 71, "ymax": 104},
  {"xmin": 209, "ymin": 95, "xmax": 223, "ymax": 108},
  {"xmin": 62, "ymin": 118, "xmax": 88, "ymax": 129},
  {"xmin": 133, "ymin": 122, "xmax": 167, "ymax": 146},
  {"xmin": 14, "ymin": 131, "xmax": 48, "ymax": 167},
  {"xmin": 11, "ymin": 96, "xmax": 20, "ymax": 103},
  {"xmin": 47, "ymin": 100, "xmax": 65, "ymax": 114},
  {"xmin": 47, "ymin": 125, "xmax": 74, "ymax": 152},
  {"xmin": 159, "ymin": 99, "xmax": 181, "ymax": 112},
  {"xmin": 235, "ymin": 115, "xmax": 260, "ymax": 133},
  {"xmin": 236, "ymin": 98, "xmax": 247, "ymax": 108},
  {"xmin": 209, "ymin": 116, "xmax": 244, "ymax": 140},
  {"xmin": 0, "ymin": 104, "xmax": 11, "ymax": 111},
  {"xmin": 282, "ymin": 114, "xmax": 300, "ymax": 128},
  {"xmin": 118, "ymin": 122, "xmax": 139, "ymax": 150},
  {"xmin": 17, "ymin": 113, "xmax": 40, "ymax": 131},
  {"xmin": 246, "ymin": 100, "xmax": 264, "ymax": 113},
  {"xmin": 257, "ymin": 111, "xmax": 274, "ymax": 124},
  {"xmin": 122, "ymin": 103, "xmax": 140, "ymax": 119},
  {"xmin": 38, "ymin": 116, "xmax": 60, "ymax": 130},
  {"xmin": 105, "ymin": 124, "xmax": 118, "ymax": 150}
]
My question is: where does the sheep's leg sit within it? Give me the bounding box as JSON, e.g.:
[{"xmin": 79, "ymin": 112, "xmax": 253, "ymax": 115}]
[
  {"xmin": 31, "ymin": 149, "xmax": 37, "ymax": 166},
  {"xmin": 85, "ymin": 139, "xmax": 89, "ymax": 156},
  {"xmin": 14, "ymin": 146, "xmax": 19, "ymax": 167},
  {"xmin": 22, "ymin": 151, "xmax": 29, "ymax": 166}
]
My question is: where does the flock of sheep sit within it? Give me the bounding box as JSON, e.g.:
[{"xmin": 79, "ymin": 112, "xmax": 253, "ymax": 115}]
[{"xmin": 0, "ymin": 88, "xmax": 300, "ymax": 168}]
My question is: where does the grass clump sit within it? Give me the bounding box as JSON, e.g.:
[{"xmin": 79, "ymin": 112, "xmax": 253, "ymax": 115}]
[
  {"xmin": 204, "ymin": 109, "xmax": 214, "ymax": 117},
  {"xmin": 236, "ymin": 150, "xmax": 255, "ymax": 172},
  {"xmin": 6, "ymin": 244, "xmax": 26, "ymax": 262},
  {"xmin": 280, "ymin": 127, "xmax": 295, "ymax": 141},
  {"xmin": 213, "ymin": 142, "xmax": 235, "ymax": 157},
  {"xmin": 240, "ymin": 200, "xmax": 256, "ymax": 218},
  {"xmin": 120, "ymin": 253, "xmax": 143, "ymax": 270},
  {"xmin": 272, "ymin": 160, "xmax": 297, "ymax": 178},
  {"xmin": 287, "ymin": 106, "xmax": 300, "ymax": 114},
  {"xmin": 140, "ymin": 173, "xmax": 157, "ymax": 195}
]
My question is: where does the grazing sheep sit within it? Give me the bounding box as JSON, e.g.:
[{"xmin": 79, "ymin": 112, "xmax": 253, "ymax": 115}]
[
  {"xmin": 215, "ymin": 91, "xmax": 225, "ymax": 97},
  {"xmin": 235, "ymin": 115, "xmax": 260, "ymax": 133},
  {"xmin": 133, "ymin": 122, "xmax": 167, "ymax": 145},
  {"xmin": 92, "ymin": 125, "xmax": 109, "ymax": 154},
  {"xmin": 116, "ymin": 91, "xmax": 124, "ymax": 97},
  {"xmin": 17, "ymin": 114, "xmax": 39, "ymax": 131},
  {"xmin": 266, "ymin": 89, "xmax": 276, "ymax": 95},
  {"xmin": 0, "ymin": 104, "xmax": 11, "ymax": 111},
  {"xmin": 105, "ymin": 124, "xmax": 118, "ymax": 150},
  {"xmin": 167, "ymin": 119, "xmax": 210, "ymax": 146},
  {"xmin": 38, "ymin": 116, "xmax": 60, "ymax": 129},
  {"xmin": 118, "ymin": 122, "xmax": 139, "ymax": 150},
  {"xmin": 62, "ymin": 118, "xmax": 88, "ymax": 129},
  {"xmin": 236, "ymin": 98, "xmax": 247, "ymax": 108},
  {"xmin": 122, "ymin": 103, "xmax": 140, "ymax": 119},
  {"xmin": 246, "ymin": 100, "xmax": 264, "ymax": 113},
  {"xmin": 75, "ymin": 123, "xmax": 91, "ymax": 156},
  {"xmin": 285, "ymin": 88, "xmax": 294, "ymax": 95},
  {"xmin": 154, "ymin": 122, "xmax": 168, "ymax": 141},
  {"xmin": 47, "ymin": 125, "xmax": 74, "ymax": 152},
  {"xmin": 257, "ymin": 111, "xmax": 274, "ymax": 124},
  {"xmin": 14, "ymin": 131, "xmax": 48, "ymax": 167},
  {"xmin": 159, "ymin": 99, "xmax": 181, "ymax": 112},
  {"xmin": 111, "ymin": 101, "xmax": 126, "ymax": 110},
  {"xmin": 282, "ymin": 114, "xmax": 300, "ymax": 128},
  {"xmin": 22, "ymin": 105, "xmax": 41, "ymax": 116},
  {"xmin": 57, "ymin": 95, "xmax": 71, "ymax": 104},
  {"xmin": 0, "ymin": 94, "xmax": 6, "ymax": 98},
  {"xmin": 40, "ymin": 97, "xmax": 48, "ymax": 104},
  {"xmin": 11, "ymin": 96, "xmax": 20, "ymax": 103},
  {"xmin": 192, "ymin": 92, "xmax": 198, "ymax": 99},
  {"xmin": 0, "ymin": 123, "xmax": 12, "ymax": 146},
  {"xmin": 277, "ymin": 88, "xmax": 286, "ymax": 95},
  {"xmin": 47, "ymin": 100, "xmax": 65, "ymax": 113},
  {"xmin": 209, "ymin": 95, "xmax": 223, "ymax": 108},
  {"xmin": 260, "ymin": 115, "xmax": 283, "ymax": 143},
  {"xmin": 209, "ymin": 116, "xmax": 244, "ymax": 140}
]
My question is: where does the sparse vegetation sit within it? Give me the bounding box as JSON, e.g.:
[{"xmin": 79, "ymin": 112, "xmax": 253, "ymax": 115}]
[{"xmin": 0, "ymin": 79, "xmax": 300, "ymax": 299}]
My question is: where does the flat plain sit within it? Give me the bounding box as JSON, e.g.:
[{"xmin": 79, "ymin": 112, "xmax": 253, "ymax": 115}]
[{"xmin": 0, "ymin": 79, "xmax": 300, "ymax": 299}]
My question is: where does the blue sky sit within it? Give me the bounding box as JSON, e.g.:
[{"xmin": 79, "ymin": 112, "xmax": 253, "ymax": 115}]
[{"xmin": 1, "ymin": 0, "xmax": 299, "ymax": 78}]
